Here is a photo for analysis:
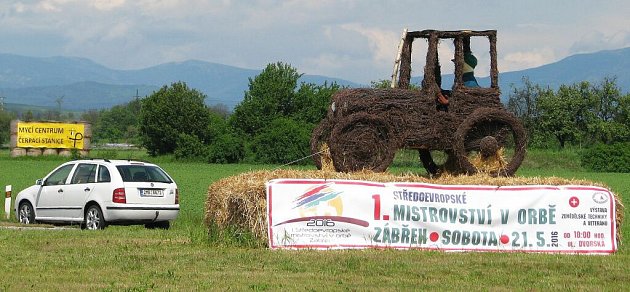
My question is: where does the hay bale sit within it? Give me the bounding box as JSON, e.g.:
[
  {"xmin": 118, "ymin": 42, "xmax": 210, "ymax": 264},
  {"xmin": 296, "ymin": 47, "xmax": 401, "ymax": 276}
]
[
  {"xmin": 42, "ymin": 148, "xmax": 58, "ymax": 156},
  {"xmin": 319, "ymin": 143, "xmax": 335, "ymax": 172},
  {"xmin": 10, "ymin": 148, "xmax": 26, "ymax": 157},
  {"xmin": 205, "ymin": 170, "xmax": 624, "ymax": 246},
  {"xmin": 469, "ymin": 148, "xmax": 507, "ymax": 174},
  {"xmin": 27, "ymin": 148, "xmax": 42, "ymax": 156}
]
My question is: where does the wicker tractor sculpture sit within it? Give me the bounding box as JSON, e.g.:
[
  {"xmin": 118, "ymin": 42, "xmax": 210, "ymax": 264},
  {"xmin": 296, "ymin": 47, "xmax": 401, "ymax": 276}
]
[{"xmin": 311, "ymin": 29, "xmax": 527, "ymax": 176}]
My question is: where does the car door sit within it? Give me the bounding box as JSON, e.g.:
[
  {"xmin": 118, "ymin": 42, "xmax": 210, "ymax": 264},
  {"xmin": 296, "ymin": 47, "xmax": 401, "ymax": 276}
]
[
  {"xmin": 35, "ymin": 163, "xmax": 76, "ymax": 219},
  {"xmin": 63, "ymin": 163, "xmax": 98, "ymax": 220}
]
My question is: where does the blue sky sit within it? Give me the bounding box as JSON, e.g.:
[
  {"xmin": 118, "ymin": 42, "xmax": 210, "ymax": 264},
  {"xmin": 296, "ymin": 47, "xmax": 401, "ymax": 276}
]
[{"xmin": 1, "ymin": 0, "xmax": 629, "ymax": 84}]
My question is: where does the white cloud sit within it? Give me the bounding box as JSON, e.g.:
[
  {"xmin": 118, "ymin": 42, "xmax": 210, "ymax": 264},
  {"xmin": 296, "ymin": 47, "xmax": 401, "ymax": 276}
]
[
  {"xmin": 303, "ymin": 53, "xmax": 348, "ymax": 72},
  {"xmin": 2, "ymin": 0, "xmax": 630, "ymax": 83},
  {"xmin": 101, "ymin": 21, "xmax": 131, "ymax": 41},
  {"xmin": 339, "ymin": 23, "xmax": 398, "ymax": 64},
  {"xmin": 502, "ymin": 49, "xmax": 556, "ymax": 72},
  {"xmin": 570, "ymin": 30, "xmax": 630, "ymax": 54},
  {"xmin": 92, "ymin": 0, "xmax": 125, "ymax": 11},
  {"xmin": 36, "ymin": 0, "xmax": 62, "ymax": 12},
  {"xmin": 12, "ymin": 2, "xmax": 26, "ymax": 13},
  {"xmin": 30, "ymin": 0, "xmax": 77, "ymax": 12},
  {"xmin": 135, "ymin": 0, "xmax": 200, "ymax": 16}
]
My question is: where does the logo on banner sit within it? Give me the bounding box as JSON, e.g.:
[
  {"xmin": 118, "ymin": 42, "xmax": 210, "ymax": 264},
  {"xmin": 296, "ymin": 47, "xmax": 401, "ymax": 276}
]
[
  {"xmin": 592, "ymin": 192, "xmax": 609, "ymax": 204},
  {"xmin": 294, "ymin": 183, "xmax": 344, "ymax": 217},
  {"xmin": 569, "ymin": 196, "xmax": 580, "ymax": 208},
  {"xmin": 274, "ymin": 183, "xmax": 369, "ymax": 227}
]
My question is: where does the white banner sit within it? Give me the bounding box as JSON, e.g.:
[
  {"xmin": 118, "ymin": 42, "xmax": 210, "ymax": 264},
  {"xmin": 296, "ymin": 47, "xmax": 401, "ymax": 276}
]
[{"xmin": 266, "ymin": 179, "xmax": 617, "ymax": 254}]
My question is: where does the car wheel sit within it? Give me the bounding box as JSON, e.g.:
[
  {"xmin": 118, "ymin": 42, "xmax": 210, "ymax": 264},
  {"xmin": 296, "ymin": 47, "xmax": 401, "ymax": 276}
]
[
  {"xmin": 18, "ymin": 201, "xmax": 36, "ymax": 224},
  {"xmin": 145, "ymin": 221, "xmax": 170, "ymax": 230},
  {"xmin": 83, "ymin": 205, "xmax": 106, "ymax": 230}
]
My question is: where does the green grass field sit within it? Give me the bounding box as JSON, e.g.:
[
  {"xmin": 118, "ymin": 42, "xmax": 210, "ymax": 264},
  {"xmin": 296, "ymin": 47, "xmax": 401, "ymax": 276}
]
[{"xmin": 0, "ymin": 149, "xmax": 628, "ymax": 290}]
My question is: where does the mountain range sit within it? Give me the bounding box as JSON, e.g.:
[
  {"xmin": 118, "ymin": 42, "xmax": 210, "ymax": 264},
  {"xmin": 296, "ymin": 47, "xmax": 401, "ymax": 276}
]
[{"xmin": 2, "ymin": 47, "xmax": 630, "ymax": 111}]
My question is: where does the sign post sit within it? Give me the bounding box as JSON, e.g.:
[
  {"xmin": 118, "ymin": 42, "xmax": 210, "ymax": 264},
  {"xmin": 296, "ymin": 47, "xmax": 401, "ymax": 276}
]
[{"xmin": 4, "ymin": 185, "xmax": 11, "ymax": 220}]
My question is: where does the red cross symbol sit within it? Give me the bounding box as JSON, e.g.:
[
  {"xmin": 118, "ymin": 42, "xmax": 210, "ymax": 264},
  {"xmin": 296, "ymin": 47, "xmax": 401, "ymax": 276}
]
[{"xmin": 569, "ymin": 196, "xmax": 580, "ymax": 208}]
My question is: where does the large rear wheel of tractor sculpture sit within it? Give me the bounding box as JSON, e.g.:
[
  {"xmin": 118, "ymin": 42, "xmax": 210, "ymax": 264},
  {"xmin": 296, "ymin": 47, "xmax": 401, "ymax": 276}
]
[
  {"xmin": 329, "ymin": 113, "xmax": 398, "ymax": 172},
  {"xmin": 310, "ymin": 119, "xmax": 333, "ymax": 170},
  {"xmin": 453, "ymin": 108, "xmax": 527, "ymax": 176}
]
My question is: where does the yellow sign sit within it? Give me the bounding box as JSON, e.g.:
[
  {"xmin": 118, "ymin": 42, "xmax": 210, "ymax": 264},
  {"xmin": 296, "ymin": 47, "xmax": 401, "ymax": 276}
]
[{"xmin": 16, "ymin": 122, "xmax": 86, "ymax": 149}]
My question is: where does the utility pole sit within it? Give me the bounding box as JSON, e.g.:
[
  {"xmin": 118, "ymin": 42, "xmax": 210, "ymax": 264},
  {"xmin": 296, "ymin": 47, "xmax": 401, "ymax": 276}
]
[
  {"xmin": 54, "ymin": 95, "xmax": 64, "ymax": 120},
  {"xmin": 55, "ymin": 95, "xmax": 64, "ymax": 112}
]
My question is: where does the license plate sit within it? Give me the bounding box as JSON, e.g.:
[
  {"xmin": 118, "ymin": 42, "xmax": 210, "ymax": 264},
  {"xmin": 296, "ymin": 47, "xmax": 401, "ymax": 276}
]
[{"xmin": 140, "ymin": 189, "xmax": 164, "ymax": 197}]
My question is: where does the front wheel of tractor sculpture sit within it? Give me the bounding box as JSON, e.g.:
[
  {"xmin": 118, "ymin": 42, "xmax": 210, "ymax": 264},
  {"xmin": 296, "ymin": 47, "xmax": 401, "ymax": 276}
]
[
  {"xmin": 328, "ymin": 113, "xmax": 398, "ymax": 172},
  {"xmin": 453, "ymin": 108, "xmax": 527, "ymax": 176}
]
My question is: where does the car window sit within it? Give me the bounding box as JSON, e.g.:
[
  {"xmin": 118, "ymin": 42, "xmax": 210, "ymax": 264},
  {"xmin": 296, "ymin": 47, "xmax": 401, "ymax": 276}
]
[
  {"xmin": 116, "ymin": 165, "xmax": 172, "ymax": 183},
  {"xmin": 71, "ymin": 163, "xmax": 97, "ymax": 184},
  {"xmin": 97, "ymin": 166, "xmax": 111, "ymax": 183},
  {"xmin": 45, "ymin": 164, "xmax": 75, "ymax": 186}
]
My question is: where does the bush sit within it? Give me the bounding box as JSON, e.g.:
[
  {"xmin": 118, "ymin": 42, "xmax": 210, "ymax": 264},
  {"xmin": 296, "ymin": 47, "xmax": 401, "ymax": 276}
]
[
  {"xmin": 250, "ymin": 118, "xmax": 311, "ymax": 164},
  {"xmin": 174, "ymin": 133, "xmax": 208, "ymax": 161},
  {"xmin": 208, "ymin": 133, "xmax": 245, "ymax": 164},
  {"xmin": 580, "ymin": 142, "xmax": 630, "ymax": 172}
]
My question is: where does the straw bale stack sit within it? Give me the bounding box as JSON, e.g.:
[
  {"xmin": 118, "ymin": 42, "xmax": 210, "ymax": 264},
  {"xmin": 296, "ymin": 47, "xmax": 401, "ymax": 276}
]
[
  {"xmin": 470, "ymin": 148, "xmax": 507, "ymax": 174},
  {"xmin": 205, "ymin": 168, "xmax": 624, "ymax": 246}
]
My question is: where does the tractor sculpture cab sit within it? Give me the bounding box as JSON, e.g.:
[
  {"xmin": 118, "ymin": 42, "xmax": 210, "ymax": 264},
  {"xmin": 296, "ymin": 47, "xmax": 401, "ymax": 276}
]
[{"xmin": 311, "ymin": 29, "xmax": 527, "ymax": 176}]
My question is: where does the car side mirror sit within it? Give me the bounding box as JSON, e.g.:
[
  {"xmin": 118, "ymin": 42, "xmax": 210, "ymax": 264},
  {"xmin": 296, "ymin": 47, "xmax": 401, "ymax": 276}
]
[{"xmin": 36, "ymin": 179, "xmax": 43, "ymax": 186}]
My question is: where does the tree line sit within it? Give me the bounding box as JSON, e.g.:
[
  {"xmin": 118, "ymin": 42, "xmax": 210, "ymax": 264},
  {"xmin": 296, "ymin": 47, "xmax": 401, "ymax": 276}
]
[
  {"xmin": 507, "ymin": 76, "xmax": 630, "ymax": 148},
  {"xmin": 1, "ymin": 63, "xmax": 629, "ymax": 168}
]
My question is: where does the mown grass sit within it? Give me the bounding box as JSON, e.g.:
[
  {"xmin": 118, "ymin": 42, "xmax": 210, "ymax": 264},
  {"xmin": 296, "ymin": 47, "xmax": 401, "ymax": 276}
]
[{"xmin": 0, "ymin": 148, "xmax": 628, "ymax": 290}]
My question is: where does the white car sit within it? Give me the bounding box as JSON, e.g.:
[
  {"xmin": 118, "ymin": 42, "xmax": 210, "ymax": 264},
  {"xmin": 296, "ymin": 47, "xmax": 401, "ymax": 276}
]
[{"xmin": 14, "ymin": 159, "xmax": 179, "ymax": 230}]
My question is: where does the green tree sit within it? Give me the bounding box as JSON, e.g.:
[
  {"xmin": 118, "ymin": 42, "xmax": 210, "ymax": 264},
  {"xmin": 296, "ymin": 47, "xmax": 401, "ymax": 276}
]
[
  {"xmin": 208, "ymin": 131, "xmax": 245, "ymax": 164},
  {"xmin": 204, "ymin": 110, "xmax": 246, "ymax": 163},
  {"xmin": 44, "ymin": 110, "xmax": 60, "ymax": 121},
  {"xmin": 291, "ymin": 82, "xmax": 340, "ymax": 124},
  {"xmin": 506, "ymin": 77, "xmax": 553, "ymax": 147},
  {"xmin": 139, "ymin": 82, "xmax": 212, "ymax": 155},
  {"xmin": 0, "ymin": 110, "xmax": 14, "ymax": 146},
  {"xmin": 81, "ymin": 110, "xmax": 100, "ymax": 128},
  {"xmin": 587, "ymin": 77, "xmax": 629, "ymax": 144},
  {"xmin": 230, "ymin": 62, "xmax": 341, "ymax": 164},
  {"xmin": 538, "ymin": 82, "xmax": 594, "ymax": 148},
  {"xmin": 619, "ymin": 94, "xmax": 630, "ymax": 134},
  {"xmin": 507, "ymin": 77, "xmax": 541, "ymax": 127},
  {"xmin": 22, "ymin": 110, "xmax": 34, "ymax": 121},
  {"xmin": 174, "ymin": 133, "xmax": 208, "ymax": 161},
  {"xmin": 250, "ymin": 117, "xmax": 311, "ymax": 164},
  {"xmin": 206, "ymin": 111, "xmax": 230, "ymax": 142},
  {"xmin": 209, "ymin": 103, "xmax": 231, "ymax": 119},
  {"xmin": 230, "ymin": 62, "xmax": 302, "ymax": 137},
  {"xmin": 371, "ymin": 79, "xmax": 392, "ymax": 89},
  {"xmin": 370, "ymin": 79, "xmax": 419, "ymax": 90},
  {"xmin": 94, "ymin": 99, "xmax": 141, "ymax": 144}
]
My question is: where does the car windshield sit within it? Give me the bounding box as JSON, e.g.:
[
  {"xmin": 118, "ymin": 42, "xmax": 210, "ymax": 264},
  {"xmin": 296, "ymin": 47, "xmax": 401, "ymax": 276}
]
[{"xmin": 116, "ymin": 165, "xmax": 173, "ymax": 183}]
